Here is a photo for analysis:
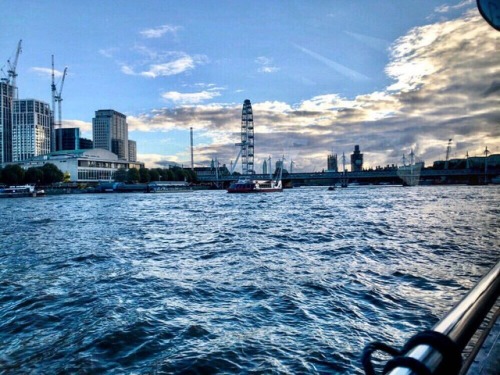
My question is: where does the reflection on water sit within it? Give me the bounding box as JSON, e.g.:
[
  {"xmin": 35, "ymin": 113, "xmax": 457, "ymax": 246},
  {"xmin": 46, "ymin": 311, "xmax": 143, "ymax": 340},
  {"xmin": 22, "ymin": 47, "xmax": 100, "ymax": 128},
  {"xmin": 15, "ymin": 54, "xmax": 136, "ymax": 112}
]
[{"xmin": 0, "ymin": 186, "xmax": 498, "ymax": 373}]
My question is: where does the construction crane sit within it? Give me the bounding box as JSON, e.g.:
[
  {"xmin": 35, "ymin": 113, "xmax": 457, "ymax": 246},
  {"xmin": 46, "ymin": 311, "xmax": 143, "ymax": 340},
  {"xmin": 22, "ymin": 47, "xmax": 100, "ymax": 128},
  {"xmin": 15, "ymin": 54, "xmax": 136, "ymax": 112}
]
[
  {"xmin": 7, "ymin": 39, "xmax": 22, "ymax": 98},
  {"xmin": 55, "ymin": 66, "xmax": 68, "ymax": 151},
  {"xmin": 444, "ymin": 139, "xmax": 452, "ymax": 169},
  {"xmin": 51, "ymin": 56, "xmax": 56, "ymax": 152}
]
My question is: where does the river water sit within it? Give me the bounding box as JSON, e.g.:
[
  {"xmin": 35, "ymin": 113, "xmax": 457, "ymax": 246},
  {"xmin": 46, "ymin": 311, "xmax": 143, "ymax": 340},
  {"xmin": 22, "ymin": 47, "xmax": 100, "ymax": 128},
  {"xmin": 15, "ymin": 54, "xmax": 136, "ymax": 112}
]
[{"xmin": 0, "ymin": 185, "xmax": 498, "ymax": 374}]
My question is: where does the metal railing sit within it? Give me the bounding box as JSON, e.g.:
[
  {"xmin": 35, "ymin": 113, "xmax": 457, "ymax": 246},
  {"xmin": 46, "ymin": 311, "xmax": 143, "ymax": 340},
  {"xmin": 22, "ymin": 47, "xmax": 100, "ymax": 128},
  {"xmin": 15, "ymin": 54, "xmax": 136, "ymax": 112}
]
[{"xmin": 387, "ymin": 261, "xmax": 500, "ymax": 374}]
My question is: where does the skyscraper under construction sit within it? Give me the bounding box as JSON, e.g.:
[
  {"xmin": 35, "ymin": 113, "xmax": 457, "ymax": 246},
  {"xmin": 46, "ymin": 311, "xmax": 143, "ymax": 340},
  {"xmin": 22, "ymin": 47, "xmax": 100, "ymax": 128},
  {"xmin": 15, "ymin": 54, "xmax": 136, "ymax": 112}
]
[{"xmin": 0, "ymin": 80, "xmax": 15, "ymax": 164}]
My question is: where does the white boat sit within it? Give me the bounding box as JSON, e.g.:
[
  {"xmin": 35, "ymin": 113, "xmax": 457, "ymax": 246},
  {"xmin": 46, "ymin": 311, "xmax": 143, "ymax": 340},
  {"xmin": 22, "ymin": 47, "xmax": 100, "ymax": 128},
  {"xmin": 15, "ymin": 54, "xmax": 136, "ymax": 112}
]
[
  {"xmin": 227, "ymin": 165, "xmax": 283, "ymax": 193},
  {"xmin": 227, "ymin": 177, "xmax": 282, "ymax": 193},
  {"xmin": 146, "ymin": 181, "xmax": 193, "ymax": 193},
  {"xmin": 0, "ymin": 185, "xmax": 40, "ymax": 198}
]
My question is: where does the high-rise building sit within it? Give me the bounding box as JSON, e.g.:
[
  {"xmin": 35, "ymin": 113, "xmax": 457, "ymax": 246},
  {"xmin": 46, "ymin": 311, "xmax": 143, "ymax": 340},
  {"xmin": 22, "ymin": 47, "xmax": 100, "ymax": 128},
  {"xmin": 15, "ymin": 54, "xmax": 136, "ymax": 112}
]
[
  {"xmin": 350, "ymin": 145, "xmax": 363, "ymax": 172},
  {"xmin": 55, "ymin": 127, "xmax": 80, "ymax": 151},
  {"xmin": 12, "ymin": 99, "xmax": 51, "ymax": 161},
  {"xmin": 0, "ymin": 80, "xmax": 15, "ymax": 164},
  {"xmin": 79, "ymin": 137, "xmax": 93, "ymax": 150},
  {"xmin": 128, "ymin": 140, "xmax": 137, "ymax": 162},
  {"xmin": 92, "ymin": 109, "xmax": 128, "ymax": 160}
]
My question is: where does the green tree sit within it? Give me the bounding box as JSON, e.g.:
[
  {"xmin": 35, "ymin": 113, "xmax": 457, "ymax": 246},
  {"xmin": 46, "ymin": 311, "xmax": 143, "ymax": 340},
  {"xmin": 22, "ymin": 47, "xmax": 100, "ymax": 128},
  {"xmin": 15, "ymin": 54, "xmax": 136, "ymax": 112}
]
[
  {"xmin": 113, "ymin": 168, "xmax": 128, "ymax": 182},
  {"xmin": 139, "ymin": 167, "xmax": 150, "ymax": 183},
  {"xmin": 41, "ymin": 163, "xmax": 64, "ymax": 185},
  {"xmin": 24, "ymin": 167, "xmax": 44, "ymax": 185},
  {"xmin": 183, "ymin": 169, "xmax": 197, "ymax": 183},
  {"xmin": 165, "ymin": 169, "xmax": 174, "ymax": 181},
  {"xmin": 127, "ymin": 167, "xmax": 140, "ymax": 183},
  {"xmin": 2, "ymin": 164, "xmax": 25, "ymax": 185},
  {"xmin": 149, "ymin": 169, "xmax": 160, "ymax": 182},
  {"xmin": 170, "ymin": 166, "xmax": 186, "ymax": 181}
]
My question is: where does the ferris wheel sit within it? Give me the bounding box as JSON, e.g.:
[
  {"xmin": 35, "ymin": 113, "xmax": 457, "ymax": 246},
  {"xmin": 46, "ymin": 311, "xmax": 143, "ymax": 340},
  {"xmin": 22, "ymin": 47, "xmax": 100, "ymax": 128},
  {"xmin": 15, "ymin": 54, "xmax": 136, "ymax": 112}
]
[
  {"xmin": 229, "ymin": 99, "xmax": 256, "ymax": 175},
  {"xmin": 240, "ymin": 99, "xmax": 254, "ymax": 175}
]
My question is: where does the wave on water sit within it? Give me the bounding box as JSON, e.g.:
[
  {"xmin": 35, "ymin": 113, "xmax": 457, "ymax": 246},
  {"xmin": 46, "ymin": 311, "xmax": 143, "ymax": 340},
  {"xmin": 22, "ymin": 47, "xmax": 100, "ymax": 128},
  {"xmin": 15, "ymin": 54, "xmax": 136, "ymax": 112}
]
[{"xmin": 0, "ymin": 186, "xmax": 498, "ymax": 373}]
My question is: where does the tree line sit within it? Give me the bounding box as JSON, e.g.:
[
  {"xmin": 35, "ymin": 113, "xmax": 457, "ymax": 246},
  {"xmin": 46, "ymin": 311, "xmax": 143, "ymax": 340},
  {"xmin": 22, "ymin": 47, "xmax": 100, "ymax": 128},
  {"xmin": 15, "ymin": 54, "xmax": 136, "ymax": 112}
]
[
  {"xmin": 114, "ymin": 166, "xmax": 197, "ymax": 183},
  {"xmin": 0, "ymin": 163, "xmax": 197, "ymax": 186},
  {"xmin": 0, "ymin": 163, "xmax": 64, "ymax": 186}
]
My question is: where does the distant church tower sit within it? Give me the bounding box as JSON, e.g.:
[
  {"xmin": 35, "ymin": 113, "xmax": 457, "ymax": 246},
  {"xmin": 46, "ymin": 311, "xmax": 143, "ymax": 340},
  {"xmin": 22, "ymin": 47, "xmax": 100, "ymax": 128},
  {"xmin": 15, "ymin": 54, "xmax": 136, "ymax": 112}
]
[{"xmin": 350, "ymin": 145, "xmax": 363, "ymax": 172}]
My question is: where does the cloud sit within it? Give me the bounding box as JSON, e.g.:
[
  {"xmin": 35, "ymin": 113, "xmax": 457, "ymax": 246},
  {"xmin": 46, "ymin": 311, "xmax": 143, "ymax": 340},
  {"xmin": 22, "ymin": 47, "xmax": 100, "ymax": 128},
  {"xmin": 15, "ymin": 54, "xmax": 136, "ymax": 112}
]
[
  {"xmin": 99, "ymin": 48, "xmax": 118, "ymax": 58},
  {"xmin": 130, "ymin": 13, "xmax": 499, "ymax": 171},
  {"xmin": 255, "ymin": 56, "xmax": 280, "ymax": 73},
  {"xmin": 62, "ymin": 119, "xmax": 92, "ymax": 133},
  {"xmin": 30, "ymin": 67, "xmax": 64, "ymax": 78},
  {"xmin": 434, "ymin": 0, "xmax": 474, "ymax": 13},
  {"xmin": 121, "ymin": 52, "xmax": 207, "ymax": 78},
  {"xmin": 161, "ymin": 90, "xmax": 222, "ymax": 104},
  {"xmin": 139, "ymin": 24, "xmax": 180, "ymax": 38},
  {"xmin": 137, "ymin": 153, "xmax": 181, "ymax": 168}
]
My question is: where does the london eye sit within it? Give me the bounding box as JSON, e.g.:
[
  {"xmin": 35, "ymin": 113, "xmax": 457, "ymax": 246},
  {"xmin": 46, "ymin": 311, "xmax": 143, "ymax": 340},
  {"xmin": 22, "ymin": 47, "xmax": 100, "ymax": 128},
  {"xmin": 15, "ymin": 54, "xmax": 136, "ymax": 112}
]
[{"xmin": 240, "ymin": 99, "xmax": 254, "ymax": 175}]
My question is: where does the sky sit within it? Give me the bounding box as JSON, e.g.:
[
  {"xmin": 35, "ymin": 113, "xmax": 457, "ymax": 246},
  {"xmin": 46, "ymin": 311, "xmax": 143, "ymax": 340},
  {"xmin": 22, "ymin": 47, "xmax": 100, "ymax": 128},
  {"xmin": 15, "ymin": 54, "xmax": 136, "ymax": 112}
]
[{"xmin": 1, "ymin": 0, "xmax": 499, "ymax": 172}]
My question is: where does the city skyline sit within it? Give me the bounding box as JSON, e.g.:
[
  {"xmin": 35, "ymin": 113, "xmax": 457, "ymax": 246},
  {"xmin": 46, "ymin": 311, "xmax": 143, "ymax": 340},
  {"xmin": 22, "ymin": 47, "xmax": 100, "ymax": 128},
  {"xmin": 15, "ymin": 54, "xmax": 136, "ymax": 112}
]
[{"xmin": 1, "ymin": 1, "xmax": 498, "ymax": 172}]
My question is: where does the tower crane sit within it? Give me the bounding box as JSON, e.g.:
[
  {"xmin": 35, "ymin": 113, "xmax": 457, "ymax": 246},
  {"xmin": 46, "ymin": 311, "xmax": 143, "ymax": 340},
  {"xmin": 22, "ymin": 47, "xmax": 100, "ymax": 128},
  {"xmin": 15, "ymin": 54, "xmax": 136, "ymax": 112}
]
[
  {"xmin": 55, "ymin": 67, "xmax": 68, "ymax": 151},
  {"xmin": 7, "ymin": 39, "xmax": 22, "ymax": 99},
  {"xmin": 444, "ymin": 139, "xmax": 452, "ymax": 169},
  {"xmin": 51, "ymin": 55, "xmax": 56, "ymax": 152}
]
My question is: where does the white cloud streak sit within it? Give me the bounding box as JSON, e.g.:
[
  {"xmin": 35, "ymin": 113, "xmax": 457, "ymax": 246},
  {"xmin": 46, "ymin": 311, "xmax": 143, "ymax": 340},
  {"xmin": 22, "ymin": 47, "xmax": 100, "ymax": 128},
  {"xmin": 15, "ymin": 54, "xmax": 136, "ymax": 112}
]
[
  {"xmin": 30, "ymin": 67, "xmax": 64, "ymax": 78},
  {"xmin": 255, "ymin": 56, "xmax": 280, "ymax": 73},
  {"xmin": 121, "ymin": 53, "xmax": 206, "ymax": 78},
  {"xmin": 162, "ymin": 90, "xmax": 222, "ymax": 104},
  {"xmin": 292, "ymin": 43, "xmax": 370, "ymax": 82},
  {"xmin": 343, "ymin": 31, "xmax": 391, "ymax": 52},
  {"xmin": 435, "ymin": 0, "xmax": 474, "ymax": 13},
  {"xmin": 139, "ymin": 24, "xmax": 180, "ymax": 38}
]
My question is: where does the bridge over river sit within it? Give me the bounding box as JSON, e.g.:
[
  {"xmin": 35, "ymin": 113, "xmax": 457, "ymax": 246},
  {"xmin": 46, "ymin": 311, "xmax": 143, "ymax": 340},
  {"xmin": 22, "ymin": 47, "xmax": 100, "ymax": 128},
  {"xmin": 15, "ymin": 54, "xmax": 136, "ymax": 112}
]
[{"xmin": 197, "ymin": 168, "xmax": 496, "ymax": 187}]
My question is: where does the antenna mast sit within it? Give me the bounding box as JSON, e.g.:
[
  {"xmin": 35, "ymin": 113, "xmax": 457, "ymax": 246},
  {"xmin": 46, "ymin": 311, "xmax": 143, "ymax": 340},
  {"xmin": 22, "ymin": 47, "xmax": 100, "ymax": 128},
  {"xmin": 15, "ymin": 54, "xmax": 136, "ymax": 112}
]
[
  {"xmin": 445, "ymin": 139, "xmax": 452, "ymax": 169},
  {"xmin": 190, "ymin": 127, "xmax": 194, "ymax": 170}
]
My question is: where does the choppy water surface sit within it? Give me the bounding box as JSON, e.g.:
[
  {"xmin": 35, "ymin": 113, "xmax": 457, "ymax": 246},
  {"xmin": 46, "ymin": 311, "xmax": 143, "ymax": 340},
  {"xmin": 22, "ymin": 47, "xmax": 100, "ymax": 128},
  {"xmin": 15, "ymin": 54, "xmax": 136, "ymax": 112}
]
[{"xmin": 0, "ymin": 186, "xmax": 498, "ymax": 374}]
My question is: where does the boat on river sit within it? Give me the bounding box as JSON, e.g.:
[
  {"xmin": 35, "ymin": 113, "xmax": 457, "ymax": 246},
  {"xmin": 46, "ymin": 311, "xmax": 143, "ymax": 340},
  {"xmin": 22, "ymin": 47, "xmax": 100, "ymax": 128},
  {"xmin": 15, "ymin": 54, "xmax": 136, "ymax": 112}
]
[
  {"xmin": 0, "ymin": 185, "xmax": 44, "ymax": 198},
  {"xmin": 227, "ymin": 177, "xmax": 282, "ymax": 193},
  {"xmin": 228, "ymin": 165, "xmax": 283, "ymax": 193},
  {"xmin": 146, "ymin": 181, "xmax": 193, "ymax": 193}
]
